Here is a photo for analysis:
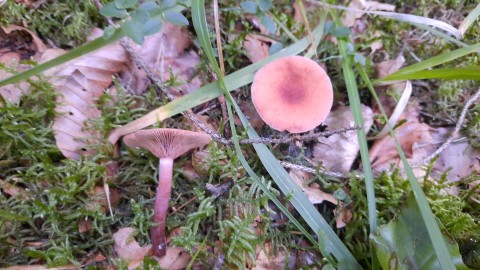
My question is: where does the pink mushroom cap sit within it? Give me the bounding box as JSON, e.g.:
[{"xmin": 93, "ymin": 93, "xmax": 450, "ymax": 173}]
[{"xmin": 251, "ymin": 56, "xmax": 333, "ymax": 133}]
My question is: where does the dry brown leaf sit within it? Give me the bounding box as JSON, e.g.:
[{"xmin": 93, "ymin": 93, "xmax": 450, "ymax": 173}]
[
  {"xmin": 0, "ymin": 179, "xmax": 29, "ymax": 198},
  {"xmin": 244, "ymin": 34, "xmax": 270, "ymax": 63},
  {"xmin": 376, "ymin": 55, "xmax": 405, "ymax": 79},
  {"xmin": 251, "ymin": 243, "xmax": 295, "ymax": 270},
  {"xmin": 0, "ymin": 52, "xmax": 30, "ymax": 104},
  {"xmin": 234, "ymin": 99, "xmax": 264, "ymax": 129},
  {"xmin": 120, "ymin": 22, "xmax": 201, "ymax": 96},
  {"xmin": 342, "ymin": 0, "xmax": 396, "ymax": 28},
  {"xmin": 370, "ymin": 31, "xmax": 383, "ymax": 55},
  {"xmin": 289, "ymin": 170, "xmax": 337, "ymax": 205},
  {"xmin": 113, "ymin": 227, "xmax": 152, "ymax": 269},
  {"xmin": 431, "ymin": 129, "xmax": 480, "ymax": 192},
  {"xmin": 78, "ymin": 219, "xmax": 93, "ymax": 233},
  {"xmin": 313, "ymin": 105, "xmax": 374, "ymax": 173},
  {"xmin": 1, "ymin": 25, "xmax": 47, "ymax": 53},
  {"xmin": 38, "ymin": 30, "xmax": 127, "ymax": 159}
]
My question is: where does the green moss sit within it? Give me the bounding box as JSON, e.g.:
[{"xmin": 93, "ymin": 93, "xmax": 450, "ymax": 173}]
[{"xmin": 2, "ymin": 0, "xmax": 108, "ymax": 47}]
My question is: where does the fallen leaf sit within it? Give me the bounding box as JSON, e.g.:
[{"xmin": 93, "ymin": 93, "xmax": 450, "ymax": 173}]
[
  {"xmin": 113, "ymin": 227, "xmax": 152, "ymax": 269},
  {"xmin": 156, "ymin": 247, "xmax": 191, "ymax": 270},
  {"xmin": 78, "ymin": 219, "xmax": 93, "ymax": 233},
  {"xmin": 38, "ymin": 29, "xmax": 127, "ymax": 159},
  {"xmin": 120, "ymin": 22, "xmax": 201, "ymax": 96},
  {"xmin": 313, "ymin": 105, "xmax": 374, "ymax": 174},
  {"xmin": 244, "ymin": 34, "xmax": 270, "ymax": 63},
  {"xmin": 376, "ymin": 55, "xmax": 405, "ymax": 79},
  {"xmin": 0, "ymin": 51, "xmax": 30, "ymax": 105},
  {"xmin": 1, "ymin": 25, "xmax": 47, "ymax": 53},
  {"xmin": 0, "ymin": 179, "xmax": 29, "ymax": 199},
  {"xmin": 370, "ymin": 31, "xmax": 383, "ymax": 55},
  {"xmin": 251, "ymin": 243, "xmax": 295, "ymax": 270},
  {"xmin": 289, "ymin": 169, "xmax": 337, "ymax": 205}
]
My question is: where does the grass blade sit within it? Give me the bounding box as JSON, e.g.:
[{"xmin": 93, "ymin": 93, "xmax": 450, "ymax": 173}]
[
  {"xmin": 330, "ymin": 12, "xmax": 377, "ymax": 235},
  {"xmin": 380, "ymin": 67, "xmax": 480, "ymax": 81},
  {"xmin": 358, "ymin": 65, "xmax": 456, "ymax": 269},
  {"xmin": 458, "ymin": 3, "xmax": 480, "ymax": 35},
  {"xmin": 379, "ymin": 43, "xmax": 480, "ymax": 82}
]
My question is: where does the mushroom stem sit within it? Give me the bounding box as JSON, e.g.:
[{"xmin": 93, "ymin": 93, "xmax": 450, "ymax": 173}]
[{"xmin": 151, "ymin": 158, "xmax": 173, "ymax": 258}]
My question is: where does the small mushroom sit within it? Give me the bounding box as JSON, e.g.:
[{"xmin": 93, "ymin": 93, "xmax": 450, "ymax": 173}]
[
  {"xmin": 123, "ymin": 128, "xmax": 211, "ymax": 258},
  {"xmin": 251, "ymin": 56, "xmax": 333, "ymax": 133}
]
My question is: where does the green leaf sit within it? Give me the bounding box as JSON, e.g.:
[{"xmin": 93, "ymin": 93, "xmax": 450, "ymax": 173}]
[
  {"xmin": 122, "ymin": 20, "xmax": 145, "ymax": 44},
  {"xmin": 143, "ymin": 18, "xmax": 163, "ymax": 36},
  {"xmin": 160, "ymin": 0, "xmax": 176, "ymax": 9},
  {"xmin": 115, "ymin": 0, "xmax": 138, "ymax": 9},
  {"xmin": 259, "ymin": 14, "xmax": 275, "ymax": 33},
  {"xmin": 240, "ymin": 1, "xmax": 257, "ymax": 14},
  {"xmin": 371, "ymin": 194, "xmax": 469, "ymax": 270},
  {"xmin": 164, "ymin": 10, "xmax": 189, "ymax": 25},
  {"xmin": 130, "ymin": 8, "xmax": 151, "ymax": 24},
  {"xmin": 100, "ymin": 2, "xmax": 128, "ymax": 18},
  {"xmin": 331, "ymin": 25, "xmax": 351, "ymax": 38},
  {"xmin": 103, "ymin": 25, "xmax": 117, "ymax": 40},
  {"xmin": 258, "ymin": 0, "xmax": 272, "ymax": 11},
  {"xmin": 139, "ymin": 1, "xmax": 159, "ymax": 11}
]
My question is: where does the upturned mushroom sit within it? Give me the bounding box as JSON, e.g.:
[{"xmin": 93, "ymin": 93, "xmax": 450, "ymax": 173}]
[
  {"xmin": 251, "ymin": 56, "xmax": 333, "ymax": 133},
  {"xmin": 123, "ymin": 128, "xmax": 211, "ymax": 258}
]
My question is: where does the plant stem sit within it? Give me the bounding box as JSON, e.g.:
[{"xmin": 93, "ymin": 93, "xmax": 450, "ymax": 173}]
[{"xmin": 151, "ymin": 158, "xmax": 174, "ymax": 258}]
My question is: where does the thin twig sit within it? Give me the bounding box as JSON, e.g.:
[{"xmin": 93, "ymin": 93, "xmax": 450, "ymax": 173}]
[{"xmin": 414, "ymin": 87, "xmax": 480, "ymax": 167}]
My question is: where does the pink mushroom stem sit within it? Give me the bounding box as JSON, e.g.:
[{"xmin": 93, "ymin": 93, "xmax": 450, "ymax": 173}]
[{"xmin": 151, "ymin": 158, "xmax": 174, "ymax": 258}]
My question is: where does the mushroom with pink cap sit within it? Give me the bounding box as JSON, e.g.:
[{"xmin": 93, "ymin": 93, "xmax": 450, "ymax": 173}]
[
  {"xmin": 251, "ymin": 56, "xmax": 333, "ymax": 133},
  {"xmin": 123, "ymin": 128, "xmax": 211, "ymax": 258}
]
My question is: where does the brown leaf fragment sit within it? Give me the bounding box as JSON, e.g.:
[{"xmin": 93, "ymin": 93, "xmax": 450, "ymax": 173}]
[
  {"xmin": 289, "ymin": 170, "xmax": 337, "ymax": 205},
  {"xmin": 120, "ymin": 22, "xmax": 201, "ymax": 96},
  {"xmin": 313, "ymin": 105, "xmax": 374, "ymax": 173},
  {"xmin": 78, "ymin": 219, "xmax": 93, "ymax": 233},
  {"xmin": 0, "ymin": 52, "xmax": 29, "ymax": 104},
  {"xmin": 251, "ymin": 243, "xmax": 295, "ymax": 270},
  {"xmin": 375, "ymin": 55, "xmax": 405, "ymax": 79},
  {"xmin": 244, "ymin": 34, "xmax": 270, "ymax": 63},
  {"xmin": 1, "ymin": 25, "xmax": 47, "ymax": 53},
  {"xmin": 113, "ymin": 227, "xmax": 152, "ymax": 269}
]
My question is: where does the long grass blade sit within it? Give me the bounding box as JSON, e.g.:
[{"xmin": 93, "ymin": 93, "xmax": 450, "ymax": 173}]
[
  {"xmin": 458, "ymin": 3, "xmax": 480, "ymax": 35},
  {"xmin": 357, "ymin": 65, "xmax": 456, "ymax": 269},
  {"xmin": 380, "ymin": 67, "xmax": 480, "ymax": 81},
  {"xmin": 379, "ymin": 43, "xmax": 480, "ymax": 82}
]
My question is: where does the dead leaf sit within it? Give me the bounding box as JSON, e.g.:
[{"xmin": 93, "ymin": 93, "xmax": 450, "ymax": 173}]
[
  {"xmin": 120, "ymin": 22, "xmax": 201, "ymax": 96},
  {"xmin": 38, "ymin": 29, "xmax": 127, "ymax": 159},
  {"xmin": 0, "ymin": 179, "xmax": 29, "ymax": 199},
  {"xmin": 289, "ymin": 169, "xmax": 337, "ymax": 205},
  {"xmin": 370, "ymin": 31, "xmax": 383, "ymax": 55},
  {"xmin": 113, "ymin": 227, "xmax": 152, "ymax": 269},
  {"xmin": 233, "ymin": 99, "xmax": 264, "ymax": 129},
  {"xmin": 376, "ymin": 55, "xmax": 405, "ymax": 79},
  {"xmin": 251, "ymin": 243, "xmax": 295, "ymax": 270},
  {"xmin": 1, "ymin": 25, "xmax": 47, "ymax": 53},
  {"xmin": 313, "ymin": 105, "xmax": 374, "ymax": 173},
  {"xmin": 156, "ymin": 247, "xmax": 191, "ymax": 270},
  {"xmin": 0, "ymin": 52, "xmax": 30, "ymax": 104},
  {"xmin": 342, "ymin": 0, "xmax": 396, "ymax": 28},
  {"xmin": 244, "ymin": 34, "xmax": 270, "ymax": 63},
  {"xmin": 78, "ymin": 219, "xmax": 93, "ymax": 233}
]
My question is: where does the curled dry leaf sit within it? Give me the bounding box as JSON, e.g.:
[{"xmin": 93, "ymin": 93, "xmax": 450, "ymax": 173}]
[
  {"xmin": 1, "ymin": 25, "xmax": 47, "ymax": 53},
  {"xmin": 113, "ymin": 227, "xmax": 152, "ymax": 269},
  {"xmin": 120, "ymin": 22, "xmax": 201, "ymax": 96},
  {"xmin": 313, "ymin": 105, "xmax": 374, "ymax": 174},
  {"xmin": 289, "ymin": 170, "xmax": 351, "ymax": 228},
  {"xmin": 244, "ymin": 34, "xmax": 270, "ymax": 63},
  {"xmin": 38, "ymin": 29, "xmax": 127, "ymax": 159},
  {"xmin": 369, "ymin": 102, "xmax": 439, "ymax": 178}
]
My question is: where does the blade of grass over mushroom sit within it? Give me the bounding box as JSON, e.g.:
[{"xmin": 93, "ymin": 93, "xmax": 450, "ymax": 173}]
[
  {"xmin": 0, "ymin": 29, "xmax": 124, "ymax": 87},
  {"xmin": 357, "ymin": 65, "xmax": 456, "ymax": 269},
  {"xmin": 378, "ymin": 43, "xmax": 480, "ymax": 83},
  {"xmin": 191, "ymin": 1, "xmax": 361, "ymax": 268},
  {"xmin": 330, "ymin": 12, "xmax": 377, "ymax": 235},
  {"xmin": 109, "ymin": 21, "xmax": 325, "ymax": 143}
]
